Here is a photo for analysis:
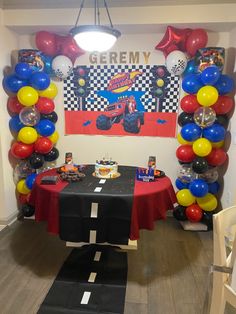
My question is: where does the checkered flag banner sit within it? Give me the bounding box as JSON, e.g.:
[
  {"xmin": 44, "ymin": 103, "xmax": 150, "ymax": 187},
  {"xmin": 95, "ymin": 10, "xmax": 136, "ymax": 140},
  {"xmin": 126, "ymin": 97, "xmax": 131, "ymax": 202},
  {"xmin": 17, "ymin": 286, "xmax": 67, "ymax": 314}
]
[{"xmin": 63, "ymin": 65, "xmax": 180, "ymax": 113}]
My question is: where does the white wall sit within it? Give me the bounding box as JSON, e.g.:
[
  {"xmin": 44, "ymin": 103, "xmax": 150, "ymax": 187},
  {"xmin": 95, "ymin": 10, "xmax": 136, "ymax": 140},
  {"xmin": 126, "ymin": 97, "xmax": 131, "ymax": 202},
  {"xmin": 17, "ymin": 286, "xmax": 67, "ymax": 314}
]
[
  {"xmin": 0, "ymin": 4, "xmax": 235, "ymax": 224},
  {"xmin": 0, "ymin": 9, "xmax": 19, "ymax": 224},
  {"xmin": 221, "ymin": 26, "xmax": 236, "ymax": 208}
]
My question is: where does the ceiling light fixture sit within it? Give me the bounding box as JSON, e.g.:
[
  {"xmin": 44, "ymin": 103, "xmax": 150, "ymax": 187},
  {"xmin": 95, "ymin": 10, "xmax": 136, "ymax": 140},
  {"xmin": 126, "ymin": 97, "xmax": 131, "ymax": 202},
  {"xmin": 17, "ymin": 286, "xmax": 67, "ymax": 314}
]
[{"xmin": 70, "ymin": 0, "xmax": 121, "ymax": 52}]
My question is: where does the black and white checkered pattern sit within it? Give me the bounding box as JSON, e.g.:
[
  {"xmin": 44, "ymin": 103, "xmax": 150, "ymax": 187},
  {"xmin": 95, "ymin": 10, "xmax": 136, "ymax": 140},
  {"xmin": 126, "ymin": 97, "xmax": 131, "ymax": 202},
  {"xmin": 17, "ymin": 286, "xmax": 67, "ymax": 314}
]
[{"xmin": 63, "ymin": 65, "xmax": 180, "ymax": 113}]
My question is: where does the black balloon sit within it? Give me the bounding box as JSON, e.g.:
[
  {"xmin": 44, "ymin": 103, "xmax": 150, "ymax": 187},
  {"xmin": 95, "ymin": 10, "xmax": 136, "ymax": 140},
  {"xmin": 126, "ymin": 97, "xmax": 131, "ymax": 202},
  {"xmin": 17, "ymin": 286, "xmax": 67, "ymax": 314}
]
[
  {"xmin": 40, "ymin": 111, "xmax": 58, "ymax": 123},
  {"xmin": 44, "ymin": 147, "xmax": 59, "ymax": 162},
  {"xmin": 22, "ymin": 204, "xmax": 35, "ymax": 217},
  {"xmin": 29, "ymin": 152, "xmax": 45, "ymax": 169},
  {"xmin": 173, "ymin": 205, "xmax": 187, "ymax": 221},
  {"xmin": 201, "ymin": 211, "xmax": 214, "ymax": 230},
  {"xmin": 215, "ymin": 114, "xmax": 229, "ymax": 129},
  {"xmin": 178, "ymin": 112, "xmax": 194, "ymax": 127},
  {"xmin": 192, "ymin": 157, "xmax": 209, "ymax": 174}
]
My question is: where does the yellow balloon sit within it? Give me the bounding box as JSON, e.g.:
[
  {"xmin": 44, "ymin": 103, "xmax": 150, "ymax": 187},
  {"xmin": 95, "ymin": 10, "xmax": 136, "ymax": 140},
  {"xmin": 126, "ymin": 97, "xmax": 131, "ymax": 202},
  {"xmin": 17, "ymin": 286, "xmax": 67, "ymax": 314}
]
[
  {"xmin": 193, "ymin": 138, "xmax": 212, "ymax": 157},
  {"xmin": 17, "ymin": 179, "xmax": 30, "ymax": 195},
  {"xmin": 177, "ymin": 132, "xmax": 193, "ymax": 145},
  {"xmin": 48, "ymin": 131, "xmax": 59, "ymax": 144},
  {"xmin": 212, "ymin": 140, "xmax": 224, "ymax": 148},
  {"xmin": 38, "ymin": 82, "xmax": 58, "ymax": 99},
  {"xmin": 17, "ymin": 86, "xmax": 39, "ymax": 107},
  {"xmin": 17, "ymin": 126, "xmax": 38, "ymax": 144},
  {"xmin": 197, "ymin": 86, "xmax": 219, "ymax": 107},
  {"xmin": 197, "ymin": 193, "xmax": 218, "ymax": 211},
  {"xmin": 176, "ymin": 189, "xmax": 195, "ymax": 207}
]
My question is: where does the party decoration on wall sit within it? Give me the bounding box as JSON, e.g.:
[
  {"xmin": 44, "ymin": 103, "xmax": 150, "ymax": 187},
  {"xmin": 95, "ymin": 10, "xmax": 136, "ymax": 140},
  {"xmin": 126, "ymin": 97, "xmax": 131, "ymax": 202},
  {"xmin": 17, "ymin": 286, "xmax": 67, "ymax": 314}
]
[
  {"xmin": 64, "ymin": 64, "xmax": 180, "ymax": 137},
  {"xmin": 173, "ymin": 35, "xmax": 234, "ymax": 229},
  {"xmin": 2, "ymin": 55, "xmax": 60, "ymax": 217},
  {"xmin": 155, "ymin": 26, "xmax": 208, "ymax": 58},
  {"xmin": 35, "ymin": 31, "xmax": 84, "ymax": 63}
]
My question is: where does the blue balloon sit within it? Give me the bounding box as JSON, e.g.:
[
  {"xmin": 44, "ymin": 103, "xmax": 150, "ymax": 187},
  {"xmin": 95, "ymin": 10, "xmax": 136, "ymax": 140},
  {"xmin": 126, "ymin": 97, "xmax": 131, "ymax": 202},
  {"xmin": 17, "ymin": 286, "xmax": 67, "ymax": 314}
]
[
  {"xmin": 25, "ymin": 173, "xmax": 37, "ymax": 190},
  {"xmin": 183, "ymin": 60, "xmax": 197, "ymax": 77},
  {"xmin": 15, "ymin": 62, "xmax": 33, "ymax": 80},
  {"xmin": 175, "ymin": 178, "xmax": 189, "ymax": 190},
  {"xmin": 29, "ymin": 72, "xmax": 50, "ymax": 90},
  {"xmin": 9, "ymin": 115, "xmax": 24, "ymax": 132},
  {"xmin": 200, "ymin": 66, "xmax": 220, "ymax": 85},
  {"xmin": 214, "ymin": 74, "xmax": 235, "ymax": 95},
  {"xmin": 203, "ymin": 123, "xmax": 226, "ymax": 142},
  {"xmin": 208, "ymin": 181, "xmax": 220, "ymax": 194},
  {"xmin": 182, "ymin": 74, "xmax": 203, "ymax": 94},
  {"xmin": 41, "ymin": 54, "xmax": 53, "ymax": 75},
  {"xmin": 35, "ymin": 119, "xmax": 55, "ymax": 136},
  {"xmin": 3, "ymin": 74, "xmax": 28, "ymax": 93},
  {"xmin": 189, "ymin": 179, "xmax": 209, "ymax": 197},
  {"xmin": 181, "ymin": 123, "xmax": 202, "ymax": 141}
]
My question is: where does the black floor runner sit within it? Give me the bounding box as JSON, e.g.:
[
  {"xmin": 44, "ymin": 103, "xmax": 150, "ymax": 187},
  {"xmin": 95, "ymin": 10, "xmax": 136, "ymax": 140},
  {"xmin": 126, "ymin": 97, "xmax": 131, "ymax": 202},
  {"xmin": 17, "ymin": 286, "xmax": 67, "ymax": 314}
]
[{"xmin": 38, "ymin": 245, "xmax": 127, "ymax": 314}]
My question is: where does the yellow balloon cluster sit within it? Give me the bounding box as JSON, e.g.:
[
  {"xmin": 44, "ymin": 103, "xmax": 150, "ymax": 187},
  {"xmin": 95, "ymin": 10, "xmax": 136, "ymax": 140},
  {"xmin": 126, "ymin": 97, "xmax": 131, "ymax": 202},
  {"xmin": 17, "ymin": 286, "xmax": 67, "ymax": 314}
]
[
  {"xmin": 176, "ymin": 189, "xmax": 195, "ymax": 207},
  {"xmin": 38, "ymin": 82, "xmax": 58, "ymax": 99},
  {"xmin": 192, "ymin": 138, "xmax": 212, "ymax": 157},
  {"xmin": 17, "ymin": 179, "xmax": 30, "ymax": 195},
  {"xmin": 197, "ymin": 193, "xmax": 218, "ymax": 211},
  {"xmin": 197, "ymin": 86, "xmax": 218, "ymax": 107},
  {"xmin": 48, "ymin": 131, "xmax": 59, "ymax": 144},
  {"xmin": 17, "ymin": 126, "xmax": 38, "ymax": 144},
  {"xmin": 17, "ymin": 86, "xmax": 39, "ymax": 107}
]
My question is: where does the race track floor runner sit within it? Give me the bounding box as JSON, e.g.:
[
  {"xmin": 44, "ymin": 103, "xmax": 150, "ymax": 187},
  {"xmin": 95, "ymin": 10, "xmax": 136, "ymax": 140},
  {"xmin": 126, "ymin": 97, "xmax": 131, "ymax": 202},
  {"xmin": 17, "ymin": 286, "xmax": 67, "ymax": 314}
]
[{"xmin": 38, "ymin": 245, "xmax": 128, "ymax": 314}]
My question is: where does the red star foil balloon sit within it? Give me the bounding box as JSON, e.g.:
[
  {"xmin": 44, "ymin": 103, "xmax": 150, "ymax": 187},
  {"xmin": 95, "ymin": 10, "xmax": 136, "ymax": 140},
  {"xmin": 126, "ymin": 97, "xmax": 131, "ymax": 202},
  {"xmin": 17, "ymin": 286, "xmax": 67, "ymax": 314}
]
[{"xmin": 155, "ymin": 26, "xmax": 192, "ymax": 57}]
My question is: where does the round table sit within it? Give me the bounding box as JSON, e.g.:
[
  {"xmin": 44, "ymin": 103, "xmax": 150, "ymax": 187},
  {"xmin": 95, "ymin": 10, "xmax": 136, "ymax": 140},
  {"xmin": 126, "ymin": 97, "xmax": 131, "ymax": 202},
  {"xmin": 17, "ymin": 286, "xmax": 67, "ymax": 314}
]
[{"xmin": 29, "ymin": 165, "xmax": 177, "ymax": 242}]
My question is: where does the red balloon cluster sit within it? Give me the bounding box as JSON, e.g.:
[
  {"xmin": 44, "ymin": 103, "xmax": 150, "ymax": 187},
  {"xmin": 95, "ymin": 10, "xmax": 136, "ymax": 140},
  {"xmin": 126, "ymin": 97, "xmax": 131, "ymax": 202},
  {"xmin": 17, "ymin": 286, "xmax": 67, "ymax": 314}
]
[
  {"xmin": 35, "ymin": 31, "xmax": 84, "ymax": 64},
  {"xmin": 155, "ymin": 26, "xmax": 208, "ymax": 57}
]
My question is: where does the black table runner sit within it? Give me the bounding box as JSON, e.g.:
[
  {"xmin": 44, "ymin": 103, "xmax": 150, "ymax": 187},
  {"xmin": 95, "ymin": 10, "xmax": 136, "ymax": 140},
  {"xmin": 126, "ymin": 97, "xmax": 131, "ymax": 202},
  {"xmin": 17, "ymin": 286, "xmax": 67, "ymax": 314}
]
[
  {"xmin": 38, "ymin": 245, "xmax": 127, "ymax": 314},
  {"xmin": 59, "ymin": 165, "xmax": 136, "ymax": 244}
]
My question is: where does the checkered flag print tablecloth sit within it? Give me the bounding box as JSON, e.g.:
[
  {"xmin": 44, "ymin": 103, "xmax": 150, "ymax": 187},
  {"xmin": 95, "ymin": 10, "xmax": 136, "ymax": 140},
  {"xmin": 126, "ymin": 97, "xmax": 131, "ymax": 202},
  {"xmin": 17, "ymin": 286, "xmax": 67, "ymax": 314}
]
[{"xmin": 63, "ymin": 65, "xmax": 180, "ymax": 113}]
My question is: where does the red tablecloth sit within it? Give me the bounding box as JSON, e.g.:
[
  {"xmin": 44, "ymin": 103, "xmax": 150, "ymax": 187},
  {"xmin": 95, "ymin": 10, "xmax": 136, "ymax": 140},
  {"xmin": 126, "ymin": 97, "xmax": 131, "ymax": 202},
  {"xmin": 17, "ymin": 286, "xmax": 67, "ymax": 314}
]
[{"xmin": 29, "ymin": 168, "xmax": 177, "ymax": 240}]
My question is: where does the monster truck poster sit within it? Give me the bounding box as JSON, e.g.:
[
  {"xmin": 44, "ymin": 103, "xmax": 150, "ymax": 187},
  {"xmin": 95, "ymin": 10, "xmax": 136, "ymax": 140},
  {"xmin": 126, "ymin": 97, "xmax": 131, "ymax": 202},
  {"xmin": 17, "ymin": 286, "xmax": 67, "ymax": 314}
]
[{"xmin": 63, "ymin": 64, "xmax": 180, "ymax": 137}]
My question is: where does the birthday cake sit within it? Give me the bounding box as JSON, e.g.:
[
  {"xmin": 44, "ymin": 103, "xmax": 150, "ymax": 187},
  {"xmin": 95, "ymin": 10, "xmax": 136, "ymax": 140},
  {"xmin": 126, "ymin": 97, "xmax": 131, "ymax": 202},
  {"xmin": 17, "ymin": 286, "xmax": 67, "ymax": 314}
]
[{"xmin": 94, "ymin": 159, "xmax": 119, "ymax": 179}]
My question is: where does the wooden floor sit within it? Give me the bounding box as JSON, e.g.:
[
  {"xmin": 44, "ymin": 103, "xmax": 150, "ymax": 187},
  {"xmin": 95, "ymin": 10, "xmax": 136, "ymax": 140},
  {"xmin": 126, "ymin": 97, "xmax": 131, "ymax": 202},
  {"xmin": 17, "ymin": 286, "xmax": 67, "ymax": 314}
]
[{"xmin": 0, "ymin": 217, "xmax": 235, "ymax": 314}]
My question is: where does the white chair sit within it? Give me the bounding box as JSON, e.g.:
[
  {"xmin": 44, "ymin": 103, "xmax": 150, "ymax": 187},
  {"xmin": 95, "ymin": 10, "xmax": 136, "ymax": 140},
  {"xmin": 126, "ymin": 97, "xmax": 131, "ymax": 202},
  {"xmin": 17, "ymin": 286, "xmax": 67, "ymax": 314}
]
[{"xmin": 209, "ymin": 205, "xmax": 236, "ymax": 314}]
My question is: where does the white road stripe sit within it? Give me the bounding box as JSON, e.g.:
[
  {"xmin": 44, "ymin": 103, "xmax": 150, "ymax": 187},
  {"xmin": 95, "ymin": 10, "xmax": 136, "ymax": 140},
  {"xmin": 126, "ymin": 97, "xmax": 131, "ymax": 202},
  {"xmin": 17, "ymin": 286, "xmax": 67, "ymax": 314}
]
[
  {"xmin": 88, "ymin": 272, "xmax": 97, "ymax": 283},
  {"xmin": 94, "ymin": 251, "xmax": 101, "ymax": 261},
  {"xmin": 90, "ymin": 203, "xmax": 98, "ymax": 218},
  {"xmin": 94, "ymin": 187, "xmax": 102, "ymax": 192},
  {"xmin": 80, "ymin": 291, "xmax": 91, "ymax": 304},
  {"xmin": 89, "ymin": 230, "xmax": 97, "ymax": 243}
]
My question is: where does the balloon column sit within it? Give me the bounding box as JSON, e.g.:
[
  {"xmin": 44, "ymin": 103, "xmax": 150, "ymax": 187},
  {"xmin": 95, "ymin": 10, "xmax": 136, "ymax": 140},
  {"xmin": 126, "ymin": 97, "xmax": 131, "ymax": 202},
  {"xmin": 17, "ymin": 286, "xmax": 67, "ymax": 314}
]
[
  {"xmin": 156, "ymin": 27, "xmax": 234, "ymax": 229},
  {"xmin": 3, "ymin": 61, "xmax": 60, "ymax": 217},
  {"xmin": 174, "ymin": 49, "xmax": 234, "ymax": 229}
]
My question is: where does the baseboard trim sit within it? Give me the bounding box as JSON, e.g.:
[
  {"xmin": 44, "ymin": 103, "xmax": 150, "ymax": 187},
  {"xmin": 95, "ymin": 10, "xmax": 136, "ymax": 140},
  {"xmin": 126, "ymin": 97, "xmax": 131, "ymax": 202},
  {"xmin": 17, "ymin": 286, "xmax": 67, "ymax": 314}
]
[{"xmin": 0, "ymin": 210, "xmax": 19, "ymax": 227}]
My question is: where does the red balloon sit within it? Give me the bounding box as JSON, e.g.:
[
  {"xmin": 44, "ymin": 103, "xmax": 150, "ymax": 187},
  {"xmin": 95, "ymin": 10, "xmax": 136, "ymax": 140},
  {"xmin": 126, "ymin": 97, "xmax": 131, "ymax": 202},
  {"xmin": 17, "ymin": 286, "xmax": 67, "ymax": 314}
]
[
  {"xmin": 186, "ymin": 29, "xmax": 208, "ymax": 57},
  {"xmin": 176, "ymin": 145, "xmax": 196, "ymax": 163},
  {"xmin": 206, "ymin": 148, "xmax": 227, "ymax": 166},
  {"xmin": 7, "ymin": 96, "xmax": 24, "ymax": 114},
  {"xmin": 180, "ymin": 95, "xmax": 201, "ymax": 113},
  {"xmin": 186, "ymin": 204, "xmax": 203, "ymax": 222},
  {"xmin": 35, "ymin": 97, "xmax": 55, "ymax": 114},
  {"xmin": 59, "ymin": 35, "xmax": 84, "ymax": 63},
  {"xmin": 155, "ymin": 25, "xmax": 192, "ymax": 57},
  {"xmin": 34, "ymin": 137, "xmax": 53, "ymax": 154},
  {"xmin": 35, "ymin": 31, "xmax": 57, "ymax": 56},
  {"xmin": 212, "ymin": 96, "xmax": 234, "ymax": 115},
  {"xmin": 11, "ymin": 141, "xmax": 34, "ymax": 159}
]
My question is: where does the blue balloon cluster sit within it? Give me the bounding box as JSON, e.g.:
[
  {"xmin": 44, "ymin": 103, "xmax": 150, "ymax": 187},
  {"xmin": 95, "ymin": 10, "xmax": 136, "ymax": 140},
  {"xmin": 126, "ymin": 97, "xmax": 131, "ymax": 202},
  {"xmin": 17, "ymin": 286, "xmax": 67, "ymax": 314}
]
[
  {"xmin": 182, "ymin": 66, "xmax": 234, "ymax": 95},
  {"xmin": 3, "ymin": 62, "xmax": 51, "ymax": 94}
]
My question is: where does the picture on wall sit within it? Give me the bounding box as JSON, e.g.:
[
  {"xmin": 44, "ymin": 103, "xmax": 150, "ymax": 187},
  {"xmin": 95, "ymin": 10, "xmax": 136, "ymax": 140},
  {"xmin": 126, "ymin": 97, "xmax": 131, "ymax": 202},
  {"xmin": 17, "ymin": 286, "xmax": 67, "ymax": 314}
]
[{"xmin": 63, "ymin": 64, "xmax": 180, "ymax": 137}]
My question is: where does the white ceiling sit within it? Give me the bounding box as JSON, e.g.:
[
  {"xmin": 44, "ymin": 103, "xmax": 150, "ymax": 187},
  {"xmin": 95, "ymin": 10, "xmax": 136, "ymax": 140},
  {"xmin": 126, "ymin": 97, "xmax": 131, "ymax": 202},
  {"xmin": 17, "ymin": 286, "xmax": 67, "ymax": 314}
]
[{"xmin": 1, "ymin": 0, "xmax": 236, "ymax": 9}]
